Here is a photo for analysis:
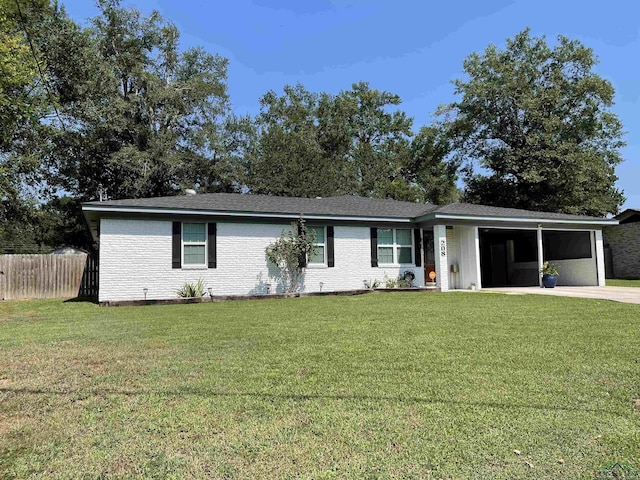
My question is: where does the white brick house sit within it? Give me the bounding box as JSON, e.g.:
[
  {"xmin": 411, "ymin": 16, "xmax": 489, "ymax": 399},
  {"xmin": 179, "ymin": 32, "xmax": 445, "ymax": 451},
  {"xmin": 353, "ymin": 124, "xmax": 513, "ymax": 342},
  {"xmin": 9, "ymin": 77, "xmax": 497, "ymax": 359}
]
[{"xmin": 82, "ymin": 193, "xmax": 617, "ymax": 303}]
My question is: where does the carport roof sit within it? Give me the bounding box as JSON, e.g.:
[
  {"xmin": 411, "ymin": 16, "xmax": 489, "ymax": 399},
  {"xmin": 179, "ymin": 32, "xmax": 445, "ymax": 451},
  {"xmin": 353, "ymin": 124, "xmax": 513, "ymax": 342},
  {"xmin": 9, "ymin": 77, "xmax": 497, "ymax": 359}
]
[{"xmin": 429, "ymin": 203, "xmax": 614, "ymax": 222}]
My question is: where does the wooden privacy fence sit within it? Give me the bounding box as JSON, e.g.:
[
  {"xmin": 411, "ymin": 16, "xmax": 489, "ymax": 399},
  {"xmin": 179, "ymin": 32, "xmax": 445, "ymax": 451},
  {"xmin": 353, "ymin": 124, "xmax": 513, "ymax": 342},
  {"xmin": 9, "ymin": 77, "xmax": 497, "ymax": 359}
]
[
  {"xmin": 79, "ymin": 254, "xmax": 98, "ymax": 297},
  {"xmin": 0, "ymin": 253, "xmax": 95, "ymax": 300}
]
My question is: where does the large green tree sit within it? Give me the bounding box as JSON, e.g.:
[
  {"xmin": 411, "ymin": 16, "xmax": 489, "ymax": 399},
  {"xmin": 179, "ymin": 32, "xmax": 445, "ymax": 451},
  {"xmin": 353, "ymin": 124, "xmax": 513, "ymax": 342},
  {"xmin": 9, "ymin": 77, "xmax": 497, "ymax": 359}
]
[
  {"xmin": 44, "ymin": 0, "xmax": 240, "ymax": 200},
  {"xmin": 0, "ymin": 0, "xmax": 56, "ymax": 251},
  {"xmin": 0, "ymin": 0, "xmax": 51, "ymax": 148},
  {"xmin": 338, "ymin": 82, "xmax": 413, "ymax": 198},
  {"xmin": 1, "ymin": 0, "xmax": 247, "ymax": 251},
  {"xmin": 11, "ymin": 0, "xmax": 244, "ymax": 203},
  {"xmin": 248, "ymin": 84, "xmax": 353, "ymax": 197},
  {"xmin": 404, "ymin": 125, "xmax": 460, "ymax": 205},
  {"xmin": 249, "ymin": 82, "xmax": 421, "ymax": 200},
  {"xmin": 441, "ymin": 28, "xmax": 625, "ymax": 216}
]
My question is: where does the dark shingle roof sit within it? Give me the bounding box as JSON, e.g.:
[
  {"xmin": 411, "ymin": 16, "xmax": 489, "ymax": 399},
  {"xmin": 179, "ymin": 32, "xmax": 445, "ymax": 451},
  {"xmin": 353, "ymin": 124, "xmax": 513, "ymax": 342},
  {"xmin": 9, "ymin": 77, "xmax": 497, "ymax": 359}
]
[
  {"xmin": 432, "ymin": 203, "xmax": 607, "ymax": 221},
  {"xmin": 84, "ymin": 193, "xmax": 612, "ymax": 223},
  {"xmin": 614, "ymin": 208, "xmax": 640, "ymax": 224},
  {"xmin": 85, "ymin": 193, "xmax": 437, "ymax": 219}
]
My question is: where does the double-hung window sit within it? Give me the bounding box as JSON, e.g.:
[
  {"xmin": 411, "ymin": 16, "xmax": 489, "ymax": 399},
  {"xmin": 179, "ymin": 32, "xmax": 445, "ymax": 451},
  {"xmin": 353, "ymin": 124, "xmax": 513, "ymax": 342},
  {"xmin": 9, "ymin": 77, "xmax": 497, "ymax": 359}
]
[
  {"xmin": 182, "ymin": 222, "xmax": 207, "ymax": 267},
  {"xmin": 377, "ymin": 228, "xmax": 413, "ymax": 265},
  {"xmin": 308, "ymin": 226, "xmax": 326, "ymax": 265}
]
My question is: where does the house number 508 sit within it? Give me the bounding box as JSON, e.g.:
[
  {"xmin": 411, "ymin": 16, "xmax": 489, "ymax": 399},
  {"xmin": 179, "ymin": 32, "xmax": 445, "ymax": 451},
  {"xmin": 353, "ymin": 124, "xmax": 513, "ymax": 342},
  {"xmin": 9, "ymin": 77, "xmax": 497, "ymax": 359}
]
[{"xmin": 440, "ymin": 239, "xmax": 446, "ymax": 257}]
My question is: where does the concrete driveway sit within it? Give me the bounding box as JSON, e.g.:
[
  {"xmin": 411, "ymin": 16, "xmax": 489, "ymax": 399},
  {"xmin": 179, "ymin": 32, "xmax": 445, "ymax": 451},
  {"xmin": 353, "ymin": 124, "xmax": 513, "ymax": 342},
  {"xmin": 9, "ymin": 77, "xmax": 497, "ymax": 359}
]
[{"xmin": 483, "ymin": 286, "xmax": 640, "ymax": 304}]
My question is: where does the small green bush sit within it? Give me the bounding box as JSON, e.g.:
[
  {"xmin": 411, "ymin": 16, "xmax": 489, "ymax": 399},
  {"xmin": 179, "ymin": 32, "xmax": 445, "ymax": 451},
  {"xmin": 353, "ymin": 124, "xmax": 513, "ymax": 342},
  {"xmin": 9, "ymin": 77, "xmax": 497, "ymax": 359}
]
[
  {"xmin": 541, "ymin": 262, "xmax": 560, "ymax": 276},
  {"xmin": 383, "ymin": 275, "xmax": 397, "ymax": 288},
  {"xmin": 176, "ymin": 278, "xmax": 206, "ymax": 298},
  {"xmin": 363, "ymin": 279, "xmax": 381, "ymax": 290},
  {"xmin": 383, "ymin": 271, "xmax": 415, "ymax": 288},
  {"xmin": 399, "ymin": 270, "xmax": 415, "ymax": 288}
]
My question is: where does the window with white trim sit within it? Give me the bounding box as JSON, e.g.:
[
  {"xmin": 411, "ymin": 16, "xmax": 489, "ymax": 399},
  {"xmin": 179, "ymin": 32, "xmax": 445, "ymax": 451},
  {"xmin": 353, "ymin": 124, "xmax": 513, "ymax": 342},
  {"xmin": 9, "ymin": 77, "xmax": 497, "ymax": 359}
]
[
  {"xmin": 182, "ymin": 222, "xmax": 207, "ymax": 266},
  {"xmin": 308, "ymin": 226, "xmax": 326, "ymax": 264},
  {"xmin": 378, "ymin": 228, "xmax": 413, "ymax": 264}
]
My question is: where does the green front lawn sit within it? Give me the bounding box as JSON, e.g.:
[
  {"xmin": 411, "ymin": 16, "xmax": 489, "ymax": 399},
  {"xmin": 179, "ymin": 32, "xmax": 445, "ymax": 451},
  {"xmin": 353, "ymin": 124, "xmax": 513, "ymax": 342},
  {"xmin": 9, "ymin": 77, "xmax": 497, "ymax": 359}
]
[
  {"xmin": 1, "ymin": 293, "xmax": 639, "ymax": 479},
  {"xmin": 607, "ymin": 279, "xmax": 640, "ymax": 288}
]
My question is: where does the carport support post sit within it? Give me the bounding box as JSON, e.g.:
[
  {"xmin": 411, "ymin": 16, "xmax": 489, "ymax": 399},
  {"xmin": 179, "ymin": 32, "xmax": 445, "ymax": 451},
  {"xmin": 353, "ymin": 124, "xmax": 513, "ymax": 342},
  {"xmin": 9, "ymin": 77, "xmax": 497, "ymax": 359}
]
[
  {"xmin": 434, "ymin": 225, "xmax": 449, "ymax": 291},
  {"xmin": 537, "ymin": 225, "xmax": 544, "ymax": 287},
  {"xmin": 595, "ymin": 230, "xmax": 606, "ymax": 286}
]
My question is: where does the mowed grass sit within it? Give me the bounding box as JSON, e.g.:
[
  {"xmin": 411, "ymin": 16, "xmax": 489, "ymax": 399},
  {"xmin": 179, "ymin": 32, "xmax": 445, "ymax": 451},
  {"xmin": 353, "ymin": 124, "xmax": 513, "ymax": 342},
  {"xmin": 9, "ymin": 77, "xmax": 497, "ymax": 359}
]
[
  {"xmin": 607, "ymin": 279, "xmax": 640, "ymax": 288},
  {"xmin": 1, "ymin": 293, "xmax": 639, "ymax": 479}
]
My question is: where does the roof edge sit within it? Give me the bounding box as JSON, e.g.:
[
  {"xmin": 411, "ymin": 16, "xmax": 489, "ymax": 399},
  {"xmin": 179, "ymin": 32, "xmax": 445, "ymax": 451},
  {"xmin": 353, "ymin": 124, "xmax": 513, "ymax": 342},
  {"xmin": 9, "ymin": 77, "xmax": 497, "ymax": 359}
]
[
  {"xmin": 81, "ymin": 204, "xmax": 415, "ymax": 223},
  {"xmin": 82, "ymin": 200, "xmax": 618, "ymax": 227},
  {"xmin": 416, "ymin": 212, "xmax": 618, "ymax": 226}
]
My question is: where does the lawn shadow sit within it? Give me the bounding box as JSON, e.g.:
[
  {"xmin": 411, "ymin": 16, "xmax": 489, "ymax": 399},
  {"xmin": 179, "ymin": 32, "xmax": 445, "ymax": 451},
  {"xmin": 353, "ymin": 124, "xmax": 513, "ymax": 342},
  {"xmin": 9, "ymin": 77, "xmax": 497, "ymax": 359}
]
[
  {"xmin": 0, "ymin": 386, "xmax": 621, "ymax": 417},
  {"xmin": 63, "ymin": 296, "xmax": 98, "ymax": 304}
]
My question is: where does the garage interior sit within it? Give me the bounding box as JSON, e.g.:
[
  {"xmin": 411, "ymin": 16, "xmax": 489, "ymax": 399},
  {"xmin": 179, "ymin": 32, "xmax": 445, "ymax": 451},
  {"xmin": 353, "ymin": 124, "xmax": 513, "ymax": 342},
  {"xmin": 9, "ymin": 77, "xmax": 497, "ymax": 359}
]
[{"xmin": 479, "ymin": 229, "xmax": 538, "ymax": 287}]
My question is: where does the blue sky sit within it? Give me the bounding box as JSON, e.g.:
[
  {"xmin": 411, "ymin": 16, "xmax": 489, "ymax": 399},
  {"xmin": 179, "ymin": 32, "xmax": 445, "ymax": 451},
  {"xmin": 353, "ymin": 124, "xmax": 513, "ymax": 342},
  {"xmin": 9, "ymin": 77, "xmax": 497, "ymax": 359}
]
[{"xmin": 63, "ymin": 0, "xmax": 639, "ymax": 210}]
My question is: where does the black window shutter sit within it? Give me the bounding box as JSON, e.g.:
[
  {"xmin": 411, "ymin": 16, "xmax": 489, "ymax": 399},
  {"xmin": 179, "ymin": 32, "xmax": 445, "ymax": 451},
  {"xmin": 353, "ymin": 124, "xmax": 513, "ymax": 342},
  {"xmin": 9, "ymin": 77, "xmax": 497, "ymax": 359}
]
[
  {"xmin": 414, "ymin": 228, "xmax": 422, "ymax": 267},
  {"xmin": 208, "ymin": 223, "xmax": 217, "ymax": 268},
  {"xmin": 172, "ymin": 222, "xmax": 181, "ymax": 269},
  {"xmin": 370, "ymin": 227, "xmax": 378, "ymax": 267},
  {"xmin": 297, "ymin": 222, "xmax": 307, "ymax": 267},
  {"xmin": 327, "ymin": 226, "xmax": 335, "ymax": 267}
]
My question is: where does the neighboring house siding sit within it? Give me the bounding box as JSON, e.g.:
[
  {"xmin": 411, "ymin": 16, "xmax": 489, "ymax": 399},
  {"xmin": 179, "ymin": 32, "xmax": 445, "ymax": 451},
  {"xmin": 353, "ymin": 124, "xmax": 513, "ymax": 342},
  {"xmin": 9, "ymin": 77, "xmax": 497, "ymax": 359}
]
[
  {"xmin": 99, "ymin": 219, "xmax": 424, "ymax": 302},
  {"xmin": 604, "ymin": 223, "xmax": 640, "ymax": 279}
]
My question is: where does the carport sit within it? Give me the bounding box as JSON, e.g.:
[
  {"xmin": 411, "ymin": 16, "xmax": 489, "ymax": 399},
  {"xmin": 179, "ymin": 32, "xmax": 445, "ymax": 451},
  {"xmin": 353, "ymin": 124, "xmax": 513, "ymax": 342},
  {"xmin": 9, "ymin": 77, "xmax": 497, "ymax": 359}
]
[
  {"xmin": 479, "ymin": 228, "xmax": 538, "ymax": 287},
  {"xmin": 478, "ymin": 228, "xmax": 598, "ymax": 288},
  {"xmin": 415, "ymin": 203, "xmax": 617, "ymax": 291}
]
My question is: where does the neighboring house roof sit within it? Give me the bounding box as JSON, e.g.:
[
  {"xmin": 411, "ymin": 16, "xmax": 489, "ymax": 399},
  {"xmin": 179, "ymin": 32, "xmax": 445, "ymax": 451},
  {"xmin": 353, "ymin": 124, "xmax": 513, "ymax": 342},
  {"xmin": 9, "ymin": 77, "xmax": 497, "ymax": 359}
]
[
  {"xmin": 82, "ymin": 193, "xmax": 617, "ymax": 236},
  {"xmin": 614, "ymin": 208, "xmax": 640, "ymax": 224}
]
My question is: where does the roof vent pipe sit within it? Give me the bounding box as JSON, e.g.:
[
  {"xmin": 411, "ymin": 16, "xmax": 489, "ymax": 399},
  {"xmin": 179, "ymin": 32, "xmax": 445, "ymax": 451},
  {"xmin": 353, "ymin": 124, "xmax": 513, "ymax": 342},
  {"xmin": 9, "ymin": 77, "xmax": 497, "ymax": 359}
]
[{"xmin": 185, "ymin": 189, "xmax": 197, "ymax": 196}]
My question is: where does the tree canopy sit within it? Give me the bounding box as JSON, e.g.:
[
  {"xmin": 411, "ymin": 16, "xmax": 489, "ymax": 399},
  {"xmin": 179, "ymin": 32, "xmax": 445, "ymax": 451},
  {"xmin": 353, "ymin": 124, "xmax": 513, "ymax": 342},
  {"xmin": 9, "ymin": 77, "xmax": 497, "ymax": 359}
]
[
  {"xmin": 1, "ymin": 0, "xmax": 254, "ymax": 251},
  {"xmin": 441, "ymin": 28, "xmax": 625, "ymax": 216},
  {"xmin": 0, "ymin": 0, "xmax": 56, "ymax": 252},
  {"xmin": 38, "ymin": 0, "xmax": 242, "ymax": 201},
  {"xmin": 248, "ymin": 82, "xmax": 443, "ymax": 200},
  {"xmin": 1, "ymin": 10, "xmax": 627, "ymax": 254},
  {"xmin": 248, "ymin": 84, "xmax": 350, "ymax": 198}
]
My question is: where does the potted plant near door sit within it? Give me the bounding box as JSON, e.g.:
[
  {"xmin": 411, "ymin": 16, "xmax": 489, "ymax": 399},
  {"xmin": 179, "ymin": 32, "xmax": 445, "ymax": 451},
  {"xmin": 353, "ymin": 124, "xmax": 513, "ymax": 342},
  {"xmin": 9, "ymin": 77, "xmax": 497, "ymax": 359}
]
[{"xmin": 541, "ymin": 262, "xmax": 560, "ymax": 288}]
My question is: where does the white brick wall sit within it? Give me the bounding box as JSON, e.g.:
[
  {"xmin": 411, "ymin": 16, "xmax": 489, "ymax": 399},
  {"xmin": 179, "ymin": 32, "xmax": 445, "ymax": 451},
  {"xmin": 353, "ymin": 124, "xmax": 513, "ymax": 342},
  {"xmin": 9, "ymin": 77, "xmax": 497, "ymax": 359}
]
[{"xmin": 98, "ymin": 219, "xmax": 424, "ymax": 302}]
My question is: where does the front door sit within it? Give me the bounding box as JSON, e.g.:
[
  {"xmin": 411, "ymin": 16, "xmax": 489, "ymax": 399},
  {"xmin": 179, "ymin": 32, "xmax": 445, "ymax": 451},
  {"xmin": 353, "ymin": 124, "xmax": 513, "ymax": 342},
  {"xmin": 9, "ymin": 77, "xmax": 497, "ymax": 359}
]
[{"xmin": 423, "ymin": 230, "xmax": 436, "ymax": 282}]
